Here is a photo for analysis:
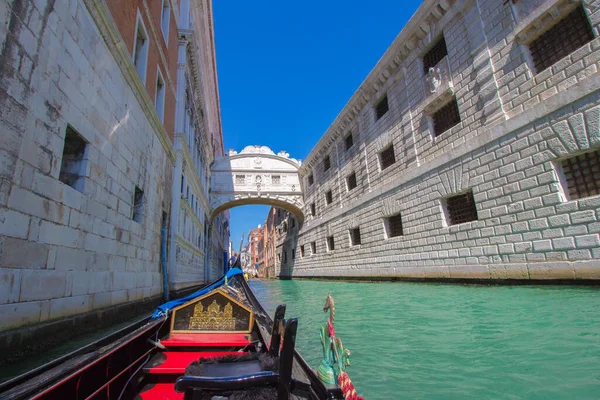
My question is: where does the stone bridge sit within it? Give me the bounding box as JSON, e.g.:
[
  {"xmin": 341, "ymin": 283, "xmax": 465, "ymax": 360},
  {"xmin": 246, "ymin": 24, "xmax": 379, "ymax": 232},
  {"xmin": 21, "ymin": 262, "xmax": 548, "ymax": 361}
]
[{"xmin": 209, "ymin": 146, "xmax": 304, "ymax": 222}]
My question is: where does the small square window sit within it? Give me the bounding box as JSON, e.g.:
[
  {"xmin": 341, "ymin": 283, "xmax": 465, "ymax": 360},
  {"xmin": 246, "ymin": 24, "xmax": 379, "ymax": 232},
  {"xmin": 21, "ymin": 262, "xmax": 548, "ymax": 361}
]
[
  {"xmin": 132, "ymin": 186, "xmax": 144, "ymax": 223},
  {"xmin": 560, "ymin": 150, "xmax": 600, "ymax": 200},
  {"xmin": 445, "ymin": 190, "xmax": 478, "ymax": 225},
  {"xmin": 308, "ymin": 174, "xmax": 314, "ymax": 186},
  {"xmin": 325, "ymin": 190, "xmax": 333, "ymax": 205},
  {"xmin": 272, "ymin": 175, "xmax": 281, "ymax": 185},
  {"xmin": 347, "ymin": 172, "xmax": 357, "ymax": 191},
  {"xmin": 350, "ymin": 227, "xmax": 361, "ymax": 246},
  {"xmin": 423, "ymin": 36, "xmax": 448, "ymax": 74},
  {"xmin": 310, "ymin": 241, "xmax": 316, "ymax": 255},
  {"xmin": 432, "ymin": 98, "xmax": 460, "ymax": 137},
  {"xmin": 375, "ymin": 95, "xmax": 389, "ymax": 120},
  {"xmin": 379, "ymin": 145, "xmax": 395, "ymax": 171},
  {"xmin": 300, "ymin": 245, "xmax": 305, "ymax": 257},
  {"xmin": 323, "ymin": 155, "xmax": 331, "ymax": 172},
  {"xmin": 326, "ymin": 236, "xmax": 335, "ymax": 251},
  {"xmin": 310, "ymin": 203, "xmax": 316, "ymax": 217},
  {"xmin": 59, "ymin": 125, "xmax": 88, "ymax": 192},
  {"xmin": 345, "ymin": 133, "xmax": 354, "ymax": 150},
  {"xmin": 386, "ymin": 213, "xmax": 404, "ymax": 238},
  {"xmin": 235, "ymin": 175, "xmax": 245, "ymax": 184}
]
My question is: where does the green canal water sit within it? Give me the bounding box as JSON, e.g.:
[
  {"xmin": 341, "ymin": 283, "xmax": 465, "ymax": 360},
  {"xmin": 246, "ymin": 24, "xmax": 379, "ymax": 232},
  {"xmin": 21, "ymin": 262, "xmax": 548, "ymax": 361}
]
[{"xmin": 249, "ymin": 279, "xmax": 600, "ymax": 399}]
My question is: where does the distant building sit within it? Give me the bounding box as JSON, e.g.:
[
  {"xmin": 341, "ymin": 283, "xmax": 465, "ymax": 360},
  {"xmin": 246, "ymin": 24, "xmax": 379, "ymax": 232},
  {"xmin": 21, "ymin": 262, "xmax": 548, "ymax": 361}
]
[
  {"xmin": 248, "ymin": 225, "xmax": 264, "ymax": 273},
  {"xmin": 263, "ymin": 207, "xmax": 277, "ymax": 277}
]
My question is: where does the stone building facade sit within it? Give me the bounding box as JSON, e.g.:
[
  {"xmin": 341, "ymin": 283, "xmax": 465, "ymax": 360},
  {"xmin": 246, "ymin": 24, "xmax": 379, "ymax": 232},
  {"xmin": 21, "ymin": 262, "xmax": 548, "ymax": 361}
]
[
  {"xmin": 0, "ymin": 0, "xmax": 228, "ymax": 338},
  {"xmin": 290, "ymin": 0, "xmax": 600, "ymax": 281}
]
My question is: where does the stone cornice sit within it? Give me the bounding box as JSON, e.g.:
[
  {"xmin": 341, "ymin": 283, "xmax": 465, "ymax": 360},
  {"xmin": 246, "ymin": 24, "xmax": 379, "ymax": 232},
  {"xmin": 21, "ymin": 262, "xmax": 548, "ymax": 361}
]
[
  {"xmin": 299, "ymin": 0, "xmax": 458, "ymax": 176},
  {"xmin": 83, "ymin": 0, "xmax": 176, "ymax": 162}
]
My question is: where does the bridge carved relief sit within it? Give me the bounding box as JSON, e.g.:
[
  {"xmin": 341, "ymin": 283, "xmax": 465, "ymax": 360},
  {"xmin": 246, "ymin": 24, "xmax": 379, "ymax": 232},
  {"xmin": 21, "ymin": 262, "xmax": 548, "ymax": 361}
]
[{"xmin": 209, "ymin": 146, "xmax": 304, "ymax": 222}]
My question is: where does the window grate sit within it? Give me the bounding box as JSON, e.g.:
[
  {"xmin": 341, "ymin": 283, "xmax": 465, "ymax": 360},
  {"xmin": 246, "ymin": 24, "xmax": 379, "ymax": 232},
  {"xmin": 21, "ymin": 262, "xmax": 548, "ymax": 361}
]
[
  {"xmin": 529, "ymin": 5, "xmax": 594, "ymax": 73},
  {"xmin": 310, "ymin": 203, "xmax": 316, "ymax": 216},
  {"xmin": 446, "ymin": 191, "xmax": 478, "ymax": 225},
  {"xmin": 375, "ymin": 95, "xmax": 389, "ymax": 120},
  {"xmin": 380, "ymin": 145, "xmax": 395, "ymax": 170},
  {"xmin": 272, "ymin": 175, "xmax": 281, "ymax": 185},
  {"xmin": 432, "ymin": 98, "xmax": 461, "ymax": 137},
  {"xmin": 327, "ymin": 236, "xmax": 335, "ymax": 251},
  {"xmin": 308, "ymin": 174, "xmax": 314, "ymax": 186},
  {"xmin": 323, "ymin": 156, "xmax": 331, "ymax": 172},
  {"xmin": 347, "ymin": 172, "xmax": 357, "ymax": 191},
  {"xmin": 423, "ymin": 36, "xmax": 448, "ymax": 74},
  {"xmin": 561, "ymin": 150, "xmax": 600, "ymax": 200},
  {"xmin": 350, "ymin": 228, "xmax": 361, "ymax": 246},
  {"xmin": 387, "ymin": 213, "xmax": 404, "ymax": 237},
  {"xmin": 325, "ymin": 190, "xmax": 333, "ymax": 205},
  {"xmin": 345, "ymin": 133, "xmax": 354, "ymax": 150}
]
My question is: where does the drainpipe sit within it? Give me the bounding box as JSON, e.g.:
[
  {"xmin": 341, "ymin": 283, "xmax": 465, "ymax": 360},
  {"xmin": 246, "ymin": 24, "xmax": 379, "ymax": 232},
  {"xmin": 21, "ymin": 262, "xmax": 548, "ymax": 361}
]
[{"xmin": 161, "ymin": 225, "xmax": 169, "ymax": 302}]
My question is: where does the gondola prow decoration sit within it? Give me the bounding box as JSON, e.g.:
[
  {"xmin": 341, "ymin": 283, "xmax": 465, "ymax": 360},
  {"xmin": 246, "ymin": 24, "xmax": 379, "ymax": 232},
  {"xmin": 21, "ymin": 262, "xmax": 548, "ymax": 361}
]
[{"xmin": 318, "ymin": 293, "xmax": 365, "ymax": 400}]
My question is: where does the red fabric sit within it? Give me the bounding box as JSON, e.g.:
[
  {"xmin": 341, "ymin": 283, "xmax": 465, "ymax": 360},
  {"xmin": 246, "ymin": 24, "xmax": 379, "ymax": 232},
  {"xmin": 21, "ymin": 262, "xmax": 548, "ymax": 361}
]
[
  {"xmin": 338, "ymin": 372, "xmax": 365, "ymax": 400},
  {"xmin": 146, "ymin": 351, "xmax": 244, "ymax": 374},
  {"xmin": 160, "ymin": 333, "xmax": 250, "ymax": 347}
]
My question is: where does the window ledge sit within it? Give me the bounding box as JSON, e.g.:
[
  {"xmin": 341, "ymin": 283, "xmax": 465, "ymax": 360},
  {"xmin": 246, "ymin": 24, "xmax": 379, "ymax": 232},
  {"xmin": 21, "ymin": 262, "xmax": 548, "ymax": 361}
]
[{"xmin": 514, "ymin": 0, "xmax": 579, "ymax": 44}]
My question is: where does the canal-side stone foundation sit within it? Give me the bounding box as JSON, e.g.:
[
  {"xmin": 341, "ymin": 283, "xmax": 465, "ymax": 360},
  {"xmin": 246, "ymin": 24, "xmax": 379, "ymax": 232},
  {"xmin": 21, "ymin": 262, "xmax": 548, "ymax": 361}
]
[{"xmin": 290, "ymin": 0, "xmax": 600, "ymax": 281}]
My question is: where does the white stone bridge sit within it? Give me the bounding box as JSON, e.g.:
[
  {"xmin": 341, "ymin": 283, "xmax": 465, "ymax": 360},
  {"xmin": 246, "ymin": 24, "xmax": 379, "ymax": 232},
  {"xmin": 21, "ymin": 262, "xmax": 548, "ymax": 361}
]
[{"xmin": 209, "ymin": 146, "xmax": 304, "ymax": 222}]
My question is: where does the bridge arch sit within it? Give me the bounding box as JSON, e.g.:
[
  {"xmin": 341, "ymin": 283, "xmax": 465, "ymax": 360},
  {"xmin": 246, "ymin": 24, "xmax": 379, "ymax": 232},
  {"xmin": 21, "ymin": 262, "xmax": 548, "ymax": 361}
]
[{"xmin": 209, "ymin": 146, "xmax": 304, "ymax": 223}]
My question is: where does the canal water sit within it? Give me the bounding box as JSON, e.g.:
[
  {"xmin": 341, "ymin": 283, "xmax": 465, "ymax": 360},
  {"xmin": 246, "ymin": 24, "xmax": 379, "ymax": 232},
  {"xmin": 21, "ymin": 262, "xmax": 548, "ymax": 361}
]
[{"xmin": 250, "ymin": 279, "xmax": 600, "ymax": 399}]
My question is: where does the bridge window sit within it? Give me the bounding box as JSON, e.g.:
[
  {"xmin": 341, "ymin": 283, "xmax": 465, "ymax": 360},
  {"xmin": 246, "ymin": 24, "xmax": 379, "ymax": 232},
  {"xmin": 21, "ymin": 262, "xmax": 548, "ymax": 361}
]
[
  {"xmin": 59, "ymin": 125, "xmax": 88, "ymax": 192},
  {"xmin": 325, "ymin": 190, "xmax": 333, "ymax": 205},
  {"xmin": 300, "ymin": 245, "xmax": 305, "ymax": 257},
  {"xmin": 323, "ymin": 155, "xmax": 331, "ymax": 172},
  {"xmin": 375, "ymin": 95, "xmax": 389, "ymax": 121},
  {"xmin": 235, "ymin": 175, "xmax": 245, "ymax": 184},
  {"xmin": 132, "ymin": 186, "xmax": 144, "ymax": 223},
  {"xmin": 310, "ymin": 241, "xmax": 316, "ymax": 255},
  {"xmin": 346, "ymin": 172, "xmax": 357, "ymax": 191},
  {"xmin": 326, "ymin": 236, "xmax": 335, "ymax": 252},
  {"xmin": 308, "ymin": 174, "xmax": 314, "ymax": 186},
  {"xmin": 310, "ymin": 203, "xmax": 316, "ymax": 217},
  {"xmin": 345, "ymin": 132, "xmax": 354, "ymax": 150},
  {"xmin": 385, "ymin": 213, "xmax": 404, "ymax": 238},
  {"xmin": 272, "ymin": 175, "xmax": 281, "ymax": 185},
  {"xmin": 379, "ymin": 145, "xmax": 395, "ymax": 171},
  {"xmin": 423, "ymin": 35, "xmax": 447, "ymax": 74},
  {"xmin": 445, "ymin": 190, "xmax": 478, "ymax": 225},
  {"xmin": 350, "ymin": 227, "xmax": 361, "ymax": 246}
]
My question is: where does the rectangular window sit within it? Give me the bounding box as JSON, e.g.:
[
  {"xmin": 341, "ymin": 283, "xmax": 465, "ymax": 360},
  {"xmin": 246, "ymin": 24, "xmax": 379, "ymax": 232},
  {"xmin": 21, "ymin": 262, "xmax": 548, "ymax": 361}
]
[
  {"xmin": 529, "ymin": 5, "xmax": 593, "ymax": 74},
  {"xmin": 283, "ymin": 252, "xmax": 287, "ymax": 263},
  {"xmin": 161, "ymin": 0, "xmax": 170, "ymax": 45},
  {"xmin": 300, "ymin": 245, "xmax": 305, "ymax": 257},
  {"xmin": 308, "ymin": 174, "xmax": 314, "ymax": 186},
  {"xmin": 310, "ymin": 241, "xmax": 316, "ymax": 255},
  {"xmin": 345, "ymin": 132, "xmax": 354, "ymax": 150},
  {"xmin": 292, "ymin": 249, "xmax": 295, "ymax": 260},
  {"xmin": 235, "ymin": 175, "xmax": 245, "ymax": 184},
  {"xmin": 59, "ymin": 125, "xmax": 88, "ymax": 192},
  {"xmin": 310, "ymin": 203, "xmax": 316, "ymax": 216},
  {"xmin": 133, "ymin": 13, "xmax": 149, "ymax": 83},
  {"xmin": 132, "ymin": 186, "xmax": 144, "ymax": 223},
  {"xmin": 155, "ymin": 69, "xmax": 165, "ymax": 122},
  {"xmin": 386, "ymin": 213, "xmax": 404, "ymax": 238},
  {"xmin": 379, "ymin": 145, "xmax": 395, "ymax": 171},
  {"xmin": 560, "ymin": 150, "xmax": 600, "ymax": 200},
  {"xmin": 323, "ymin": 155, "xmax": 331, "ymax": 172},
  {"xmin": 432, "ymin": 98, "xmax": 460, "ymax": 137},
  {"xmin": 272, "ymin": 175, "xmax": 281, "ymax": 185},
  {"xmin": 326, "ymin": 236, "xmax": 335, "ymax": 251},
  {"xmin": 446, "ymin": 190, "xmax": 478, "ymax": 225},
  {"xmin": 423, "ymin": 36, "xmax": 448, "ymax": 74},
  {"xmin": 347, "ymin": 172, "xmax": 357, "ymax": 191},
  {"xmin": 291, "ymin": 218, "xmax": 295, "ymax": 228},
  {"xmin": 350, "ymin": 227, "xmax": 361, "ymax": 246},
  {"xmin": 325, "ymin": 190, "xmax": 333, "ymax": 205},
  {"xmin": 375, "ymin": 95, "xmax": 389, "ymax": 120}
]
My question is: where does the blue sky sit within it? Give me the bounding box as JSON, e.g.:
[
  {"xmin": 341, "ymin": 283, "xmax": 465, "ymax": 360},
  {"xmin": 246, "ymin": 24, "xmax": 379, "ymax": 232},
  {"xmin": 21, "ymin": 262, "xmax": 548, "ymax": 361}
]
[{"xmin": 213, "ymin": 1, "xmax": 422, "ymax": 249}]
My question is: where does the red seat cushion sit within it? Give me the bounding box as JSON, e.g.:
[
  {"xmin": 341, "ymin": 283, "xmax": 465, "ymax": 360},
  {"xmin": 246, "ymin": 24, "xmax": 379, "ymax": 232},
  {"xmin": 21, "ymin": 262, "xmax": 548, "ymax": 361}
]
[
  {"xmin": 161, "ymin": 333, "xmax": 251, "ymax": 348},
  {"xmin": 145, "ymin": 351, "xmax": 245, "ymax": 374}
]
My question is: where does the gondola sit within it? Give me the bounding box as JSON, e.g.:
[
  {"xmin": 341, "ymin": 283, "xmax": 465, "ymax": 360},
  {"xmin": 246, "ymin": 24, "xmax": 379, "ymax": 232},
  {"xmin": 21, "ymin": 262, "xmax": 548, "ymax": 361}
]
[{"xmin": 0, "ymin": 268, "xmax": 363, "ymax": 400}]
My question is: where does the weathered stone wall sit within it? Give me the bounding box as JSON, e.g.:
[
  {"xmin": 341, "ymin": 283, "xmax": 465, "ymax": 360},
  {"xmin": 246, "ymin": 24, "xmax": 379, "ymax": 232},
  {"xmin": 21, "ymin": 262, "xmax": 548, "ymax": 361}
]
[
  {"xmin": 0, "ymin": 0, "xmax": 173, "ymax": 330},
  {"xmin": 292, "ymin": 0, "xmax": 600, "ymax": 280}
]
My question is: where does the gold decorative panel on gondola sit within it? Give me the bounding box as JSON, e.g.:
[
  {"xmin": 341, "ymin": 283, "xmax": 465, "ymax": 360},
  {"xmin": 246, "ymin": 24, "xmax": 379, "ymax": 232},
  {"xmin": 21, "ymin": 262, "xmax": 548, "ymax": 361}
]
[{"xmin": 170, "ymin": 289, "xmax": 254, "ymax": 333}]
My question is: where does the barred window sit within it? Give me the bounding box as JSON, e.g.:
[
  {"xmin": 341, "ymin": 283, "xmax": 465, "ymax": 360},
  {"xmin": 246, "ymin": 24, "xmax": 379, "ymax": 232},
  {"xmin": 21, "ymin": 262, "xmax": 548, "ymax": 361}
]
[
  {"xmin": 310, "ymin": 203, "xmax": 316, "ymax": 216},
  {"xmin": 326, "ymin": 236, "xmax": 335, "ymax": 251},
  {"xmin": 272, "ymin": 175, "xmax": 281, "ymax": 185},
  {"xmin": 323, "ymin": 155, "xmax": 331, "ymax": 172},
  {"xmin": 59, "ymin": 126, "xmax": 88, "ymax": 192},
  {"xmin": 308, "ymin": 174, "xmax": 314, "ymax": 186},
  {"xmin": 386, "ymin": 213, "xmax": 404, "ymax": 238},
  {"xmin": 300, "ymin": 245, "xmax": 305, "ymax": 257},
  {"xmin": 432, "ymin": 98, "xmax": 460, "ymax": 137},
  {"xmin": 347, "ymin": 172, "xmax": 357, "ymax": 191},
  {"xmin": 446, "ymin": 190, "xmax": 478, "ymax": 225},
  {"xmin": 529, "ymin": 5, "xmax": 594, "ymax": 74},
  {"xmin": 350, "ymin": 227, "xmax": 361, "ymax": 246},
  {"xmin": 423, "ymin": 36, "xmax": 448, "ymax": 74},
  {"xmin": 345, "ymin": 132, "xmax": 354, "ymax": 150},
  {"xmin": 325, "ymin": 190, "xmax": 333, "ymax": 205},
  {"xmin": 375, "ymin": 95, "xmax": 389, "ymax": 120},
  {"xmin": 379, "ymin": 145, "xmax": 395, "ymax": 171},
  {"xmin": 561, "ymin": 150, "xmax": 600, "ymax": 200},
  {"xmin": 235, "ymin": 175, "xmax": 245, "ymax": 184},
  {"xmin": 310, "ymin": 241, "xmax": 316, "ymax": 255}
]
